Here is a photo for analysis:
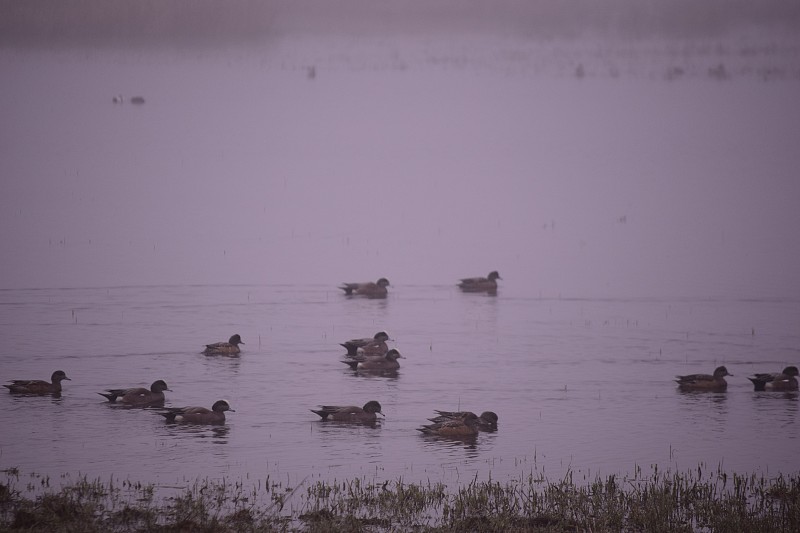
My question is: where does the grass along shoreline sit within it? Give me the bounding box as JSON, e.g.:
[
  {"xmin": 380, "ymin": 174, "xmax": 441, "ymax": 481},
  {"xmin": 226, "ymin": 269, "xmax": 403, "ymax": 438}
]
[{"xmin": 1, "ymin": 465, "xmax": 798, "ymax": 532}]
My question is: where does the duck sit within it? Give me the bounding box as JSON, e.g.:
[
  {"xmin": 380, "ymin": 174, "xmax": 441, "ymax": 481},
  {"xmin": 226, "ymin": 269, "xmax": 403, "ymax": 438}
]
[
  {"xmin": 748, "ymin": 366, "xmax": 799, "ymax": 391},
  {"xmin": 159, "ymin": 399, "xmax": 234, "ymax": 424},
  {"xmin": 340, "ymin": 331, "xmax": 392, "ymax": 357},
  {"xmin": 310, "ymin": 400, "xmax": 384, "ymax": 423},
  {"xmin": 4, "ymin": 370, "xmax": 71, "ymax": 394},
  {"xmin": 98, "ymin": 380, "xmax": 171, "ymax": 406},
  {"xmin": 675, "ymin": 365, "xmax": 731, "ymax": 392},
  {"xmin": 341, "ymin": 349, "xmax": 403, "ymax": 372},
  {"xmin": 429, "ymin": 410, "xmax": 498, "ymax": 431},
  {"xmin": 339, "ymin": 278, "xmax": 390, "ymax": 299},
  {"xmin": 418, "ymin": 412, "xmax": 481, "ymax": 437},
  {"xmin": 457, "ymin": 271, "xmax": 501, "ymax": 293},
  {"xmin": 202, "ymin": 334, "xmax": 244, "ymax": 356}
]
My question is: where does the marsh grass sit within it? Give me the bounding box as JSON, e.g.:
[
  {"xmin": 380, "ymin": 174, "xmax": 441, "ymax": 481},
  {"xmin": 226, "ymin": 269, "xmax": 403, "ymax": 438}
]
[{"xmin": 1, "ymin": 466, "xmax": 798, "ymax": 532}]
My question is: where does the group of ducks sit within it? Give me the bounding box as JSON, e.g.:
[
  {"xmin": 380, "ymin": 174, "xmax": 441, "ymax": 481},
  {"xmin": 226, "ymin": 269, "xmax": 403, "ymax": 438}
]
[
  {"xmin": 3, "ymin": 370, "xmax": 235, "ymax": 424},
  {"xmin": 1, "ymin": 327, "xmax": 498, "ymax": 436},
  {"xmin": 309, "ymin": 400, "xmax": 498, "ymax": 437},
  {"xmin": 338, "ymin": 270, "xmax": 503, "ymax": 299},
  {"xmin": 675, "ymin": 365, "xmax": 799, "ymax": 392}
]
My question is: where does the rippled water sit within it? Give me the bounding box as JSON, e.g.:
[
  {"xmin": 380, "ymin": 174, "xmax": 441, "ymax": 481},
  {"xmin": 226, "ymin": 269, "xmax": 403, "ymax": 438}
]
[{"xmin": 1, "ymin": 285, "xmax": 798, "ymax": 489}]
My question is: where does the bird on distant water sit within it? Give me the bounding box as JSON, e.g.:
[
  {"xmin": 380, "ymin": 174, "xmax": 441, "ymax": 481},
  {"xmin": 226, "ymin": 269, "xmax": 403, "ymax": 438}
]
[
  {"xmin": 340, "ymin": 331, "xmax": 392, "ymax": 357},
  {"xmin": 339, "ymin": 278, "xmax": 390, "ymax": 299},
  {"xmin": 418, "ymin": 412, "xmax": 481, "ymax": 437},
  {"xmin": 748, "ymin": 366, "xmax": 798, "ymax": 391},
  {"xmin": 341, "ymin": 349, "xmax": 403, "ymax": 373},
  {"xmin": 158, "ymin": 399, "xmax": 234, "ymax": 424},
  {"xmin": 457, "ymin": 271, "xmax": 501, "ymax": 293},
  {"xmin": 98, "ymin": 380, "xmax": 171, "ymax": 406},
  {"xmin": 4, "ymin": 370, "xmax": 71, "ymax": 394},
  {"xmin": 429, "ymin": 410, "xmax": 498, "ymax": 431},
  {"xmin": 310, "ymin": 401, "xmax": 384, "ymax": 423},
  {"xmin": 203, "ymin": 334, "xmax": 245, "ymax": 356},
  {"xmin": 675, "ymin": 366, "xmax": 731, "ymax": 392}
]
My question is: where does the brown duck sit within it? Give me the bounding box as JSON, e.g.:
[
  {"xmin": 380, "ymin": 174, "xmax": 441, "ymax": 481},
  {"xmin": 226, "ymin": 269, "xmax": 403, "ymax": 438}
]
[
  {"xmin": 457, "ymin": 271, "xmax": 501, "ymax": 293},
  {"xmin": 4, "ymin": 370, "xmax": 70, "ymax": 394},
  {"xmin": 310, "ymin": 400, "xmax": 384, "ymax": 423},
  {"xmin": 675, "ymin": 366, "xmax": 731, "ymax": 392},
  {"xmin": 159, "ymin": 399, "xmax": 234, "ymax": 424},
  {"xmin": 98, "ymin": 380, "xmax": 171, "ymax": 406},
  {"xmin": 339, "ymin": 278, "xmax": 390, "ymax": 299},
  {"xmin": 748, "ymin": 366, "xmax": 799, "ymax": 391}
]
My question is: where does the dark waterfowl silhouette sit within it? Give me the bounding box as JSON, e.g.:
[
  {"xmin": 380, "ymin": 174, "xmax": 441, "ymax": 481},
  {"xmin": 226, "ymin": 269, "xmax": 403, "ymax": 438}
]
[
  {"xmin": 159, "ymin": 399, "xmax": 234, "ymax": 424},
  {"xmin": 748, "ymin": 366, "xmax": 799, "ymax": 391},
  {"xmin": 4, "ymin": 370, "xmax": 71, "ymax": 394},
  {"xmin": 457, "ymin": 271, "xmax": 501, "ymax": 293},
  {"xmin": 340, "ymin": 331, "xmax": 392, "ymax": 357},
  {"xmin": 341, "ymin": 349, "xmax": 403, "ymax": 372},
  {"xmin": 98, "ymin": 380, "xmax": 171, "ymax": 406},
  {"xmin": 339, "ymin": 278, "xmax": 390, "ymax": 299},
  {"xmin": 418, "ymin": 412, "xmax": 481, "ymax": 437},
  {"xmin": 675, "ymin": 366, "xmax": 731, "ymax": 392},
  {"xmin": 310, "ymin": 400, "xmax": 384, "ymax": 423},
  {"xmin": 203, "ymin": 334, "xmax": 244, "ymax": 356},
  {"xmin": 429, "ymin": 410, "xmax": 498, "ymax": 431}
]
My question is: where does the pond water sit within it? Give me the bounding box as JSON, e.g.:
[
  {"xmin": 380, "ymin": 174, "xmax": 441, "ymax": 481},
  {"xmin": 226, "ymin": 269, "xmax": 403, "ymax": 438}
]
[
  {"xmin": 1, "ymin": 285, "xmax": 798, "ymax": 490},
  {"xmin": 2, "ymin": 10, "xmax": 800, "ymax": 495}
]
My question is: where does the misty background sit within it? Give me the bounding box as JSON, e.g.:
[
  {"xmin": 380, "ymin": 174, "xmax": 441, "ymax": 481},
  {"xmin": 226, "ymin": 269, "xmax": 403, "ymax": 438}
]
[{"xmin": 1, "ymin": 0, "xmax": 799, "ymax": 298}]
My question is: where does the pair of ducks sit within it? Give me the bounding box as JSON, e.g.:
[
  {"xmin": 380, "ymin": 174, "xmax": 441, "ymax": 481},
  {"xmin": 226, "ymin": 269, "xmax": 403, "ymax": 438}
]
[
  {"xmin": 418, "ymin": 410, "xmax": 499, "ymax": 437},
  {"xmin": 340, "ymin": 331, "xmax": 403, "ymax": 372},
  {"xmin": 4, "ymin": 372, "xmax": 233, "ymax": 424},
  {"xmin": 675, "ymin": 365, "xmax": 799, "ymax": 392},
  {"xmin": 310, "ymin": 401, "xmax": 499, "ymax": 437},
  {"xmin": 100, "ymin": 380, "xmax": 234, "ymax": 424},
  {"xmin": 99, "ymin": 380, "xmax": 235, "ymax": 424},
  {"xmin": 338, "ymin": 270, "xmax": 502, "ymax": 299}
]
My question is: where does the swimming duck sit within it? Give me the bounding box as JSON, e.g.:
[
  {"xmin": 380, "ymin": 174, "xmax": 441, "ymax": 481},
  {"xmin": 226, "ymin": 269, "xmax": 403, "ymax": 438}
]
[
  {"xmin": 748, "ymin": 366, "xmax": 799, "ymax": 391},
  {"xmin": 340, "ymin": 331, "xmax": 392, "ymax": 357},
  {"xmin": 310, "ymin": 400, "xmax": 384, "ymax": 423},
  {"xmin": 675, "ymin": 366, "xmax": 731, "ymax": 392},
  {"xmin": 159, "ymin": 399, "xmax": 234, "ymax": 424},
  {"xmin": 4, "ymin": 370, "xmax": 71, "ymax": 394},
  {"xmin": 341, "ymin": 349, "xmax": 403, "ymax": 372},
  {"xmin": 202, "ymin": 334, "xmax": 244, "ymax": 356},
  {"xmin": 429, "ymin": 410, "xmax": 498, "ymax": 431},
  {"xmin": 98, "ymin": 380, "xmax": 171, "ymax": 406},
  {"xmin": 339, "ymin": 278, "xmax": 390, "ymax": 299},
  {"xmin": 418, "ymin": 412, "xmax": 480, "ymax": 437},
  {"xmin": 457, "ymin": 271, "xmax": 501, "ymax": 293}
]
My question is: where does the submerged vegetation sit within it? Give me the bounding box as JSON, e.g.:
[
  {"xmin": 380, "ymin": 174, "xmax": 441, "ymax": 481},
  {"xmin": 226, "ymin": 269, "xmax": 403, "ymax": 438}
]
[{"xmin": 1, "ymin": 466, "xmax": 798, "ymax": 532}]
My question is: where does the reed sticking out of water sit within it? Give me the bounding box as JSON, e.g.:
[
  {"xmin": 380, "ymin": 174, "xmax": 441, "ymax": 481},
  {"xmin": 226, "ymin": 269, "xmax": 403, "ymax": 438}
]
[{"xmin": 1, "ymin": 466, "xmax": 798, "ymax": 531}]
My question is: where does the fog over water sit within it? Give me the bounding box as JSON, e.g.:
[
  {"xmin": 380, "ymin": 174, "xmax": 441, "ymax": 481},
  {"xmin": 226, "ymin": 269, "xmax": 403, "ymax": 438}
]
[{"xmin": 2, "ymin": 0, "xmax": 800, "ymax": 298}]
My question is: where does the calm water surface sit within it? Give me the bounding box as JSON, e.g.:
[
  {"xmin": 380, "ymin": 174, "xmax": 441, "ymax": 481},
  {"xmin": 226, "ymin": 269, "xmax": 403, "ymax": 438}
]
[{"xmin": 1, "ymin": 285, "xmax": 798, "ymax": 490}]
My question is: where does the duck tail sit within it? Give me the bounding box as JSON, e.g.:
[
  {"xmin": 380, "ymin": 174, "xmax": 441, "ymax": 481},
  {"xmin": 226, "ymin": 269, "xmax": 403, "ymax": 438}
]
[
  {"xmin": 748, "ymin": 377, "xmax": 767, "ymax": 391},
  {"xmin": 340, "ymin": 343, "xmax": 358, "ymax": 356},
  {"xmin": 310, "ymin": 409, "xmax": 329, "ymax": 421},
  {"xmin": 98, "ymin": 392, "xmax": 117, "ymax": 402},
  {"xmin": 341, "ymin": 360, "xmax": 359, "ymax": 369}
]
